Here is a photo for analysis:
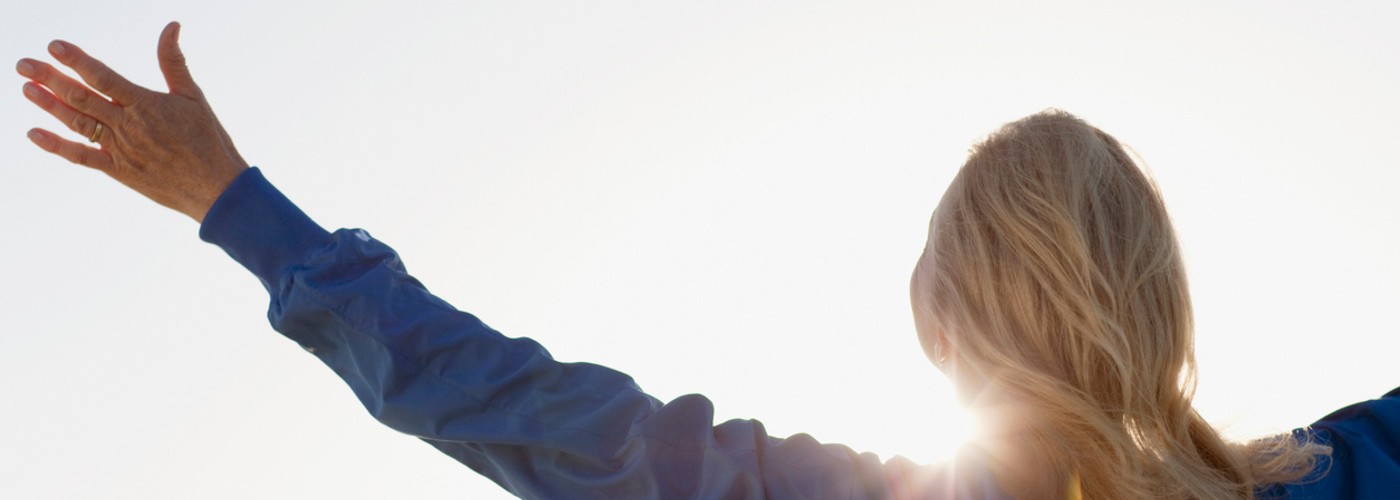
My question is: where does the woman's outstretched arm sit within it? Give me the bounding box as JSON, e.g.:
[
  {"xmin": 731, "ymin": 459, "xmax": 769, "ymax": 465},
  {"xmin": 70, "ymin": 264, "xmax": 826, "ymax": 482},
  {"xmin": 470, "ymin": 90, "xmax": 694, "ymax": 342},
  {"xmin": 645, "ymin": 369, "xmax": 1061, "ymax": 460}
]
[{"xmin": 18, "ymin": 23, "xmax": 996, "ymax": 499}]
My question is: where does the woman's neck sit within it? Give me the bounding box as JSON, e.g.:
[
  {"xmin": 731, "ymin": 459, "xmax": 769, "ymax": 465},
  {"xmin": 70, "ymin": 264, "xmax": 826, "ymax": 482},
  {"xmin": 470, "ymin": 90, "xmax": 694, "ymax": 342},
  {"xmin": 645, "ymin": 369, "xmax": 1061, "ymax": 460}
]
[{"xmin": 968, "ymin": 388, "xmax": 1074, "ymax": 498}]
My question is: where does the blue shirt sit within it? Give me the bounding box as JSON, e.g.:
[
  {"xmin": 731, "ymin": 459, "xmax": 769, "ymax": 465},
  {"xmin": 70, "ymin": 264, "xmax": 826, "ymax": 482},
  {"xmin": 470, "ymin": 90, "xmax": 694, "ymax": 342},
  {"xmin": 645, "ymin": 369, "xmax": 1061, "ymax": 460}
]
[{"xmin": 200, "ymin": 167, "xmax": 1399, "ymax": 499}]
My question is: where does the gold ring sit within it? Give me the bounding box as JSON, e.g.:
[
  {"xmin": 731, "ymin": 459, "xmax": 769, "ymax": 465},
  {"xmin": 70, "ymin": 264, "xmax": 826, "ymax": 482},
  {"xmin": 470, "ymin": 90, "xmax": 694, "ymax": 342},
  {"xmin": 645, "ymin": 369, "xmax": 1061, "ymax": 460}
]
[{"xmin": 89, "ymin": 122, "xmax": 104, "ymax": 143}]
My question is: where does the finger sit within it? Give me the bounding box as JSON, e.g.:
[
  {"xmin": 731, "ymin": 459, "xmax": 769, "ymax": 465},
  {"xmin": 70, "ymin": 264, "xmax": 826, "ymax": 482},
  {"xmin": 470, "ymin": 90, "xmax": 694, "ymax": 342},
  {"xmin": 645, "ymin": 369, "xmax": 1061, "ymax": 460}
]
[
  {"xmin": 48, "ymin": 40, "xmax": 146, "ymax": 105},
  {"xmin": 22, "ymin": 82, "xmax": 108, "ymax": 144},
  {"xmin": 27, "ymin": 128, "xmax": 114, "ymax": 172},
  {"xmin": 15, "ymin": 58, "xmax": 123, "ymax": 124},
  {"xmin": 158, "ymin": 22, "xmax": 202, "ymax": 97}
]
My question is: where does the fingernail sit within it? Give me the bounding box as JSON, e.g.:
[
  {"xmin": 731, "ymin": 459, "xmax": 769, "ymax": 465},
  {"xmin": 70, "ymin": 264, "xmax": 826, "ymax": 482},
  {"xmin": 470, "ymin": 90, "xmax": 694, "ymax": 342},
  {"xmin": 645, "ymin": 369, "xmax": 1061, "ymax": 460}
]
[
  {"xmin": 15, "ymin": 60, "xmax": 33, "ymax": 76},
  {"xmin": 23, "ymin": 83, "xmax": 40, "ymax": 99},
  {"xmin": 27, "ymin": 129, "xmax": 45, "ymax": 144},
  {"xmin": 49, "ymin": 41, "xmax": 66, "ymax": 57}
]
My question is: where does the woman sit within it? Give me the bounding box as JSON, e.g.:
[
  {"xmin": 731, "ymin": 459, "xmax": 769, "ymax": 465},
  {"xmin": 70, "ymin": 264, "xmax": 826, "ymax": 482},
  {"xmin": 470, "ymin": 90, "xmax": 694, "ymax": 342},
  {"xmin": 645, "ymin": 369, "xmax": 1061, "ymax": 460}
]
[{"xmin": 17, "ymin": 23, "xmax": 1399, "ymax": 499}]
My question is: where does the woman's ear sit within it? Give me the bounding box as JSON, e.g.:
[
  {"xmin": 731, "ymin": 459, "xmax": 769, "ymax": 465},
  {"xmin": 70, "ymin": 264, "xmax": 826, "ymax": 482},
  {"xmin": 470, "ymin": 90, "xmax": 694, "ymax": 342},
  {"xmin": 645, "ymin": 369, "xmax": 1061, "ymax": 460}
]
[{"xmin": 932, "ymin": 333, "xmax": 949, "ymax": 367}]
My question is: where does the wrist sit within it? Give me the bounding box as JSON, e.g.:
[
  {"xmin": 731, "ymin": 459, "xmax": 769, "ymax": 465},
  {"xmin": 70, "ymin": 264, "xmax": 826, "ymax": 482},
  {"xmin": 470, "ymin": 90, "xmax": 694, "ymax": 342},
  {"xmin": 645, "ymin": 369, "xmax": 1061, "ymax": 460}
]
[{"xmin": 190, "ymin": 161, "xmax": 249, "ymax": 223}]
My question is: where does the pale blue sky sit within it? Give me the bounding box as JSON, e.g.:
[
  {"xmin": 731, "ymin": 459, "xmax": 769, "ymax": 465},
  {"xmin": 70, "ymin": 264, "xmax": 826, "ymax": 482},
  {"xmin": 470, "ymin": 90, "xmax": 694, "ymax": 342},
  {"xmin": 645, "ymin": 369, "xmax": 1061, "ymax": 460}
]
[{"xmin": 3, "ymin": 2, "xmax": 1398, "ymax": 498}]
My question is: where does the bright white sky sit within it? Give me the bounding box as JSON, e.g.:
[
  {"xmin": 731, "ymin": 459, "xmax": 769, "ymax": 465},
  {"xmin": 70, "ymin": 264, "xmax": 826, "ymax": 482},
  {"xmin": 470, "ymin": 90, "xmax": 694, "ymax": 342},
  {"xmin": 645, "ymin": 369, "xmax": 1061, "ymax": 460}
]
[{"xmin": 2, "ymin": 2, "xmax": 1397, "ymax": 499}]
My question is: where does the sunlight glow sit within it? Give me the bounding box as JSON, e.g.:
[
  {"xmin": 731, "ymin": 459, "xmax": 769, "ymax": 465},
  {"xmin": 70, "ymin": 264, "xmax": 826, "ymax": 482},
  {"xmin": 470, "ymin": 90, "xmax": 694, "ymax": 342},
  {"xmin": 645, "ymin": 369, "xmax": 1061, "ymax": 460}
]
[{"xmin": 2, "ymin": 3, "xmax": 1396, "ymax": 499}]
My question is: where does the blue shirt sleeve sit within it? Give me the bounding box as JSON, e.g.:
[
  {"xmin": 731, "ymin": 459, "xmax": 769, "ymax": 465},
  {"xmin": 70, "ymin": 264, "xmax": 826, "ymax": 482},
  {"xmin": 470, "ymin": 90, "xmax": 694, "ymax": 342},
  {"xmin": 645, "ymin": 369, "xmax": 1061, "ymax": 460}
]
[{"xmin": 198, "ymin": 168, "xmax": 1004, "ymax": 499}]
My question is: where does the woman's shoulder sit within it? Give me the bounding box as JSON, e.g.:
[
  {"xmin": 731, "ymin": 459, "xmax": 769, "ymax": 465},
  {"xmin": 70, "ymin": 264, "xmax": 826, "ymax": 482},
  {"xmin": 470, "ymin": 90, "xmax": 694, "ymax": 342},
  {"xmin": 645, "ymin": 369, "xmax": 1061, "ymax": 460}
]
[{"xmin": 1260, "ymin": 386, "xmax": 1400, "ymax": 499}]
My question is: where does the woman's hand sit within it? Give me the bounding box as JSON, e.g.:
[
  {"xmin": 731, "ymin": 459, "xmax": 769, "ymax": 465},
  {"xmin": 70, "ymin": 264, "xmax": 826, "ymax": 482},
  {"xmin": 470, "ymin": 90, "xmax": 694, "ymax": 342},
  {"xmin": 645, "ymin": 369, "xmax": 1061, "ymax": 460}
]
[{"xmin": 17, "ymin": 21, "xmax": 248, "ymax": 223}]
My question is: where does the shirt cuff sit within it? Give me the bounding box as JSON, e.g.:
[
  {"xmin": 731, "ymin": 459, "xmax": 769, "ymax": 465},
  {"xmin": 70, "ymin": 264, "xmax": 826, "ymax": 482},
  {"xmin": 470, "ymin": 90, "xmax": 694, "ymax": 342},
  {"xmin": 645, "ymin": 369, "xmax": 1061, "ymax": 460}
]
[{"xmin": 199, "ymin": 167, "xmax": 332, "ymax": 290}]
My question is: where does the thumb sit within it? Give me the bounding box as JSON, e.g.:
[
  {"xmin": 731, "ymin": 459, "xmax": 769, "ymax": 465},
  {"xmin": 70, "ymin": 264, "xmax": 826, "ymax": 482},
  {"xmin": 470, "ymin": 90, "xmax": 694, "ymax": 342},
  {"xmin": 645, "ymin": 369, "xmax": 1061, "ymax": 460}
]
[{"xmin": 158, "ymin": 21, "xmax": 201, "ymax": 97}]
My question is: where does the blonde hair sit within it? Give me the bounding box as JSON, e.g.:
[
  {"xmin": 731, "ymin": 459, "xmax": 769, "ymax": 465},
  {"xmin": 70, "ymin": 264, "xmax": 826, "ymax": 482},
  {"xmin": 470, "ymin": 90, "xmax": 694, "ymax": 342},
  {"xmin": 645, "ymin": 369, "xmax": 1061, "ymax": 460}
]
[{"xmin": 916, "ymin": 110, "xmax": 1329, "ymax": 498}]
